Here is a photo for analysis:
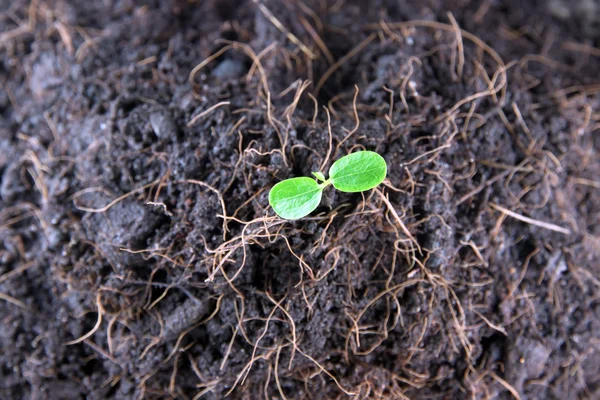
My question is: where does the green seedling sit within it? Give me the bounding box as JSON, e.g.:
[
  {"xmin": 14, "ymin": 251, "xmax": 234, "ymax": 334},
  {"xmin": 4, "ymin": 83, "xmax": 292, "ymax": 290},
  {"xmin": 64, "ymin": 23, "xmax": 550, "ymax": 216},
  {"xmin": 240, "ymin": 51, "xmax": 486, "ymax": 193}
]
[{"xmin": 269, "ymin": 151, "xmax": 387, "ymax": 219}]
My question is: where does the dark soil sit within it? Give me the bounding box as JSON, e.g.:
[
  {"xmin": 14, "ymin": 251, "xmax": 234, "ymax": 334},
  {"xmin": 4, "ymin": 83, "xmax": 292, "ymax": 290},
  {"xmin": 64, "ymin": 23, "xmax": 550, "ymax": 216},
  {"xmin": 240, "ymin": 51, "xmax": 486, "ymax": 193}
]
[{"xmin": 1, "ymin": 0, "xmax": 599, "ymax": 399}]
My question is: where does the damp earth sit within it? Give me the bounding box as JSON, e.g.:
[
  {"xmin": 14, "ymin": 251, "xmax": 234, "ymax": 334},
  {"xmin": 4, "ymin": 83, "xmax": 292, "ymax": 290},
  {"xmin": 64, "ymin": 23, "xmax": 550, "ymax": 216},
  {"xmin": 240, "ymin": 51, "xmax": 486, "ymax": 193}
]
[{"xmin": 1, "ymin": 1, "xmax": 599, "ymax": 399}]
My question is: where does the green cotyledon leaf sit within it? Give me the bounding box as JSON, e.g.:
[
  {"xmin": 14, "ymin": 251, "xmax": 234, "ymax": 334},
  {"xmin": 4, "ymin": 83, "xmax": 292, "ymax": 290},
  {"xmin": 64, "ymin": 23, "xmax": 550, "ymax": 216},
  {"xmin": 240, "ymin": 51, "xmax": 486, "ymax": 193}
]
[
  {"xmin": 329, "ymin": 151, "xmax": 387, "ymax": 192},
  {"xmin": 269, "ymin": 177, "xmax": 323, "ymax": 219}
]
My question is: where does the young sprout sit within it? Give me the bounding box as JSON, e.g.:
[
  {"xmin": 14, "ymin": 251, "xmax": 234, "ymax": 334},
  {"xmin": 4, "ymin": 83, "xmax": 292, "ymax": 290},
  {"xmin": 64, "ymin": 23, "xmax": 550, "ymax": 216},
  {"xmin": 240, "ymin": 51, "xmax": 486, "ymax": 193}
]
[{"xmin": 269, "ymin": 151, "xmax": 387, "ymax": 219}]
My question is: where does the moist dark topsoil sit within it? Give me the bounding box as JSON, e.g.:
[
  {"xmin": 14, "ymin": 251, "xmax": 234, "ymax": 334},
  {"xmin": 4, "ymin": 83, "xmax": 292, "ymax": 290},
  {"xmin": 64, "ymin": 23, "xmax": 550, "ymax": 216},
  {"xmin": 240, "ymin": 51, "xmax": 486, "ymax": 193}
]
[{"xmin": 1, "ymin": 0, "xmax": 599, "ymax": 399}]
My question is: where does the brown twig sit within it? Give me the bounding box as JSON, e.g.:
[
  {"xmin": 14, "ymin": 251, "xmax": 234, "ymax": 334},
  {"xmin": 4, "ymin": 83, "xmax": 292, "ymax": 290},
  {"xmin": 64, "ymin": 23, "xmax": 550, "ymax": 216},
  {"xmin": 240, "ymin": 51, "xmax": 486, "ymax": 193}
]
[{"xmin": 489, "ymin": 202, "xmax": 571, "ymax": 235}]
